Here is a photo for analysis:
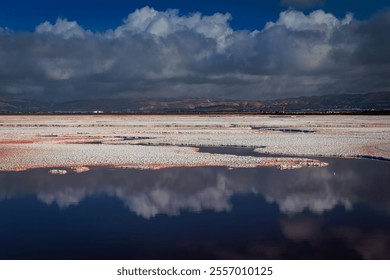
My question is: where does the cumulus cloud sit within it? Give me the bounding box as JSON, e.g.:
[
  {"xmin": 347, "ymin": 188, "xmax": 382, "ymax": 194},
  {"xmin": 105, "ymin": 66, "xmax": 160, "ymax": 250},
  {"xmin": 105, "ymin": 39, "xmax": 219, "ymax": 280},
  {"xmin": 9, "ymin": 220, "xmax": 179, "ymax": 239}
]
[
  {"xmin": 265, "ymin": 9, "xmax": 352, "ymax": 31},
  {"xmin": 36, "ymin": 18, "xmax": 90, "ymax": 39},
  {"xmin": 109, "ymin": 7, "xmax": 233, "ymax": 51},
  {"xmin": 0, "ymin": 7, "xmax": 389, "ymax": 101}
]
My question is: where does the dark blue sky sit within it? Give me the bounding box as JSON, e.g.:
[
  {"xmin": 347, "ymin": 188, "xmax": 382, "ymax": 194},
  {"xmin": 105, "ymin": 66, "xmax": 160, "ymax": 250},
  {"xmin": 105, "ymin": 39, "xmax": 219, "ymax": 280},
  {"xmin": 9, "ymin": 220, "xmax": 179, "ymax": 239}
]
[{"xmin": 1, "ymin": 0, "xmax": 389, "ymax": 32}]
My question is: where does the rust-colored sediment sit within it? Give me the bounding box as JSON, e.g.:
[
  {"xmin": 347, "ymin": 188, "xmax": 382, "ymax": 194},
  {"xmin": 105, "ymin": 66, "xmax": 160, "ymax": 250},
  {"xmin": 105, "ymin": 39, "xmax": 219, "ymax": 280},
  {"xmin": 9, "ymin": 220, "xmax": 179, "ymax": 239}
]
[{"xmin": 0, "ymin": 140, "xmax": 36, "ymax": 144}]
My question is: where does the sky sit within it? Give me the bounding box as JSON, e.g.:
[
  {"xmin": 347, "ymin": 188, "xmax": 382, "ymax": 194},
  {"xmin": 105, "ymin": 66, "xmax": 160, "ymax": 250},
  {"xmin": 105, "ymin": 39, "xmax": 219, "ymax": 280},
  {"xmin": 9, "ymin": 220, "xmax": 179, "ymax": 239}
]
[{"xmin": 0, "ymin": 0, "xmax": 389, "ymax": 101}]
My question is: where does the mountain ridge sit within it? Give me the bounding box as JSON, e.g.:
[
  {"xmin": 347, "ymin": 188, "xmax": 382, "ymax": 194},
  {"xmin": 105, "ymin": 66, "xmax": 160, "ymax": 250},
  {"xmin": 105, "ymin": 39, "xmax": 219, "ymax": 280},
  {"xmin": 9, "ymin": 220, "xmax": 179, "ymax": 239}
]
[{"xmin": 1, "ymin": 92, "xmax": 389, "ymax": 114}]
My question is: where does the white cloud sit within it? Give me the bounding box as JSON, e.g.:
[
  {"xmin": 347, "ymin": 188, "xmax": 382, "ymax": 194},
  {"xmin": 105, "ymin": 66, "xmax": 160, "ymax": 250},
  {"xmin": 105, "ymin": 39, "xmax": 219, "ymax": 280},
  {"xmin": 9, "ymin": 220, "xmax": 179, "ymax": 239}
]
[
  {"xmin": 265, "ymin": 9, "xmax": 353, "ymax": 31},
  {"xmin": 0, "ymin": 7, "xmax": 389, "ymax": 100},
  {"xmin": 109, "ymin": 6, "xmax": 233, "ymax": 51},
  {"xmin": 35, "ymin": 18, "xmax": 88, "ymax": 39}
]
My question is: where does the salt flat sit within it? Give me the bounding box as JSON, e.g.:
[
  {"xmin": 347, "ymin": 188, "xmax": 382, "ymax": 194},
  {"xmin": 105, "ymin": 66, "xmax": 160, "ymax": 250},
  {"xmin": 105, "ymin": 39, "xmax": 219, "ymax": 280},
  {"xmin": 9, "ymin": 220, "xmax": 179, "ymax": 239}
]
[{"xmin": 0, "ymin": 115, "xmax": 389, "ymax": 172}]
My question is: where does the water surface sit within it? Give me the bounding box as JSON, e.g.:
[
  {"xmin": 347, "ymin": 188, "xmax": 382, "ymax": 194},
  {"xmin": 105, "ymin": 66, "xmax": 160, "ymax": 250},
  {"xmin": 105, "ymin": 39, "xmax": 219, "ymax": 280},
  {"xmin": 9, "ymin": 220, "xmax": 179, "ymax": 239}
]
[{"xmin": 0, "ymin": 156, "xmax": 389, "ymax": 259}]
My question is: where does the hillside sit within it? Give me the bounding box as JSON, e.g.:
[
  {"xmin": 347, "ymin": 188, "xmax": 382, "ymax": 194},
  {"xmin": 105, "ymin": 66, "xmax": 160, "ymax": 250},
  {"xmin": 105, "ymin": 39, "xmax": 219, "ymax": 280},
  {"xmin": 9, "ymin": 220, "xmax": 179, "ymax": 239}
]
[{"xmin": 1, "ymin": 92, "xmax": 389, "ymax": 114}]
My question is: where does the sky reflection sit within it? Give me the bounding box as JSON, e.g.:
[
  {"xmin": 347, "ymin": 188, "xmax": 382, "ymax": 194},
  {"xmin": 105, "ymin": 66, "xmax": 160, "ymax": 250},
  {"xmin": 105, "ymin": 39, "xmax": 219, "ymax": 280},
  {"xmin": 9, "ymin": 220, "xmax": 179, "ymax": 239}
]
[
  {"xmin": 0, "ymin": 157, "xmax": 389, "ymax": 259},
  {"xmin": 0, "ymin": 158, "xmax": 389, "ymax": 218}
]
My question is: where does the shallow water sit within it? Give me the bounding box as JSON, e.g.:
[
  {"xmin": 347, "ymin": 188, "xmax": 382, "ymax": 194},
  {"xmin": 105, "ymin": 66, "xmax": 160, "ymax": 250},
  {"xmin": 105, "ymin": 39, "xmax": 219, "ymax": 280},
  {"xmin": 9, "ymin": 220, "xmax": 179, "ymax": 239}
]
[{"xmin": 0, "ymin": 156, "xmax": 389, "ymax": 259}]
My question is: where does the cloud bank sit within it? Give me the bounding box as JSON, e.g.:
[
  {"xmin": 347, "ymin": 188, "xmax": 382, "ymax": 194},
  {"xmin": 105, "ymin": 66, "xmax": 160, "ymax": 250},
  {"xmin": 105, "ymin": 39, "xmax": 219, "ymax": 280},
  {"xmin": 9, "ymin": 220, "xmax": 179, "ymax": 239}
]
[{"xmin": 0, "ymin": 7, "xmax": 389, "ymax": 100}]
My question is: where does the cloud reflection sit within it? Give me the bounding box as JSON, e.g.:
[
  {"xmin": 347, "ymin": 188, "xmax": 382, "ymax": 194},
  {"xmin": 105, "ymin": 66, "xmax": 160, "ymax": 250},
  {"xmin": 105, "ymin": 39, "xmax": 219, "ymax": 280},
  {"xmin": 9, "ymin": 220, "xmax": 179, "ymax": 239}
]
[
  {"xmin": 0, "ymin": 157, "xmax": 389, "ymax": 259},
  {"xmin": 0, "ymin": 157, "xmax": 389, "ymax": 218}
]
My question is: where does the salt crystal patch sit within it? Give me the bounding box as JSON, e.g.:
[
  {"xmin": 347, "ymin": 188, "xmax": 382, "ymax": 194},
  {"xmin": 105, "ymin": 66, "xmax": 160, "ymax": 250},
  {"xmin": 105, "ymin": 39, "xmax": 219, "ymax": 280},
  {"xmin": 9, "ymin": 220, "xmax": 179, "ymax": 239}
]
[{"xmin": 48, "ymin": 169, "xmax": 67, "ymax": 175}]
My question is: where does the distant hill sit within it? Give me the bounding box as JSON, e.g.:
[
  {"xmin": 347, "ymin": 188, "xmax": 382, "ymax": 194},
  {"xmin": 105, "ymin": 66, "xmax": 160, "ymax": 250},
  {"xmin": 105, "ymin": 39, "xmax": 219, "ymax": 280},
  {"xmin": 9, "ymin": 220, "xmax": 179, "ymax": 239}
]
[
  {"xmin": 0, "ymin": 97, "xmax": 53, "ymax": 113},
  {"xmin": 51, "ymin": 98, "xmax": 265, "ymax": 113},
  {"xmin": 264, "ymin": 92, "xmax": 390, "ymax": 112},
  {"xmin": 1, "ymin": 92, "xmax": 389, "ymax": 114}
]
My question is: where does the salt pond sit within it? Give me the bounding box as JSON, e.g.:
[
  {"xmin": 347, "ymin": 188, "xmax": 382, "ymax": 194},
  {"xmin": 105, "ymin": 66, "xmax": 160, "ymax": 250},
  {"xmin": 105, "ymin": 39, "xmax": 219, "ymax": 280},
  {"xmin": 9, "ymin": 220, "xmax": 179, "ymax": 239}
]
[{"xmin": 0, "ymin": 155, "xmax": 389, "ymax": 259}]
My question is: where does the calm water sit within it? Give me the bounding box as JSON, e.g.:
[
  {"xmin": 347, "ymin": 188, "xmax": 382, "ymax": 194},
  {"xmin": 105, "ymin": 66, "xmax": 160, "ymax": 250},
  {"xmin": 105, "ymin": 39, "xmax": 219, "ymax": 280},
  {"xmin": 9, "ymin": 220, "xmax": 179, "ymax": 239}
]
[{"xmin": 0, "ymin": 155, "xmax": 389, "ymax": 259}]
